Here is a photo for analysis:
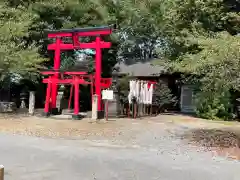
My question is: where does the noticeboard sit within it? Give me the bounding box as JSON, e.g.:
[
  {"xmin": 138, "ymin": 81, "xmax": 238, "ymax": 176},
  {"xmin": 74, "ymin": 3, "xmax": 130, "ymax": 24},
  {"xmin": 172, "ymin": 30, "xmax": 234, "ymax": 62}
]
[{"xmin": 102, "ymin": 90, "xmax": 114, "ymax": 100}]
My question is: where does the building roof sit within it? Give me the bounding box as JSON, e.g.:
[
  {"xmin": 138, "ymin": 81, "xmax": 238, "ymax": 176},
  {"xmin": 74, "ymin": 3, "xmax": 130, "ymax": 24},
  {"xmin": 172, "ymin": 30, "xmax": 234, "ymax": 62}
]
[{"xmin": 113, "ymin": 61, "xmax": 167, "ymax": 77}]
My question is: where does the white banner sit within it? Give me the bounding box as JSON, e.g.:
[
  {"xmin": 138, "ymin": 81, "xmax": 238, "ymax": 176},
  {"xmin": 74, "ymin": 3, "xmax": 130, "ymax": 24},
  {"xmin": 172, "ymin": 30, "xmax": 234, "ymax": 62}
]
[{"xmin": 102, "ymin": 90, "xmax": 114, "ymax": 100}]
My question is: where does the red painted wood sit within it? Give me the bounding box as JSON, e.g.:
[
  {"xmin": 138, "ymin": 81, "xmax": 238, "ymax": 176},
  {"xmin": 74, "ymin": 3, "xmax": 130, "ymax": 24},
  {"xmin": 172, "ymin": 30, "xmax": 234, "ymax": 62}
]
[
  {"xmin": 48, "ymin": 43, "xmax": 74, "ymax": 50},
  {"xmin": 64, "ymin": 72, "xmax": 87, "ymax": 75},
  {"xmin": 48, "ymin": 42, "xmax": 111, "ymax": 50},
  {"xmin": 91, "ymin": 76, "xmax": 94, "ymax": 104},
  {"xmin": 68, "ymin": 85, "xmax": 73, "ymax": 110},
  {"xmin": 42, "ymin": 71, "xmax": 87, "ymax": 76},
  {"xmin": 74, "ymin": 77, "xmax": 79, "ymax": 115},
  {"xmin": 76, "ymin": 29, "xmax": 111, "ymax": 36},
  {"xmin": 95, "ymin": 36, "xmax": 102, "ymax": 111},
  {"xmin": 79, "ymin": 42, "xmax": 111, "ymax": 49},
  {"xmin": 72, "ymin": 33, "xmax": 80, "ymax": 47},
  {"xmin": 43, "ymin": 78, "xmax": 89, "ymax": 84},
  {"xmin": 47, "ymin": 29, "xmax": 111, "ymax": 38},
  {"xmin": 48, "ymin": 33, "xmax": 73, "ymax": 38},
  {"xmin": 44, "ymin": 26, "xmax": 113, "ymax": 116},
  {"xmin": 147, "ymin": 81, "xmax": 157, "ymax": 89},
  {"xmin": 41, "ymin": 72, "xmax": 59, "ymax": 75},
  {"xmin": 44, "ymin": 81, "xmax": 52, "ymax": 113},
  {"xmin": 51, "ymin": 37, "xmax": 61, "ymax": 109}
]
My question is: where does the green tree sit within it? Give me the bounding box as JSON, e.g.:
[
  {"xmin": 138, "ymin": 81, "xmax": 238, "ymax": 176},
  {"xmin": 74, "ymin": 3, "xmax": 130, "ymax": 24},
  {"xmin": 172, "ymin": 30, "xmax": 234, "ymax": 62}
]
[
  {"xmin": 153, "ymin": 80, "xmax": 177, "ymax": 113},
  {"xmin": 161, "ymin": 0, "xmax": 240, "ymax": 119},
  {"xmin": 174, "ymin": 32, "xmax": 240, "ymax": 119},
  {"xmin": 0, "ymin": 1, "xmax": 46, "ymax": 81}
]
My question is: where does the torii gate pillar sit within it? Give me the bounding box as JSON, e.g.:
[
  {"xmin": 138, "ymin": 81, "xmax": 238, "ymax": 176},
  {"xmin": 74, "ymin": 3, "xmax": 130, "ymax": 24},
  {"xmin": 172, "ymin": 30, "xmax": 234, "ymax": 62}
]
[
  {"xmin": 80, "ymin": 36, "xmax": 111, "ymax": 117},
  {"xmin": 46, "ymin": 26, "xmax": 113, "ymax": 118}
]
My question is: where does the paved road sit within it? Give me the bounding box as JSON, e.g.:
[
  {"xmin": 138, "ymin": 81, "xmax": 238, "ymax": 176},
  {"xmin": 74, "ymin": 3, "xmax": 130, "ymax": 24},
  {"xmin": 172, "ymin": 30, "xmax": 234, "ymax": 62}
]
[{"xmin": 0, "ymin": 124, "xmax": 239, "ymax": 180}]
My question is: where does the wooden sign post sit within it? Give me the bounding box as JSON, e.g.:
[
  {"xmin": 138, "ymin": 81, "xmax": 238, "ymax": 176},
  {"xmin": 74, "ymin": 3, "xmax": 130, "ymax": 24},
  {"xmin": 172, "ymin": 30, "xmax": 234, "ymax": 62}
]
[
  {"xmin": 104, "ymin": 99, "xmax": 109, "ymax": 121},
  {"xmin": 0, "ymin": 165, "xmax": 4, "ymax": 180},
  {"xmin": 102, "ymin": 90, "xmax": 113, "ymax": 121}
]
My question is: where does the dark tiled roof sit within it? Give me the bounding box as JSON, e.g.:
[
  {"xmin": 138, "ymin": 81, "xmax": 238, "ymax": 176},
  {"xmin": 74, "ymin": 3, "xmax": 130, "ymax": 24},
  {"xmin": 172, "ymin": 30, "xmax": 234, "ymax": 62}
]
[{"xmin": 114, "ymin": 61, "xmax": 167, "ymax": 77}]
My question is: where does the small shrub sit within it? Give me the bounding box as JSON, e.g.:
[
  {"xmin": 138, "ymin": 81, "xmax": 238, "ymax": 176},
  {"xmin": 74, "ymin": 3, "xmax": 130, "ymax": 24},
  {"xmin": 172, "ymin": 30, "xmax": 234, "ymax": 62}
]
[
  {"xmin": 152, "ymin": 80, "xmax": 177, "ymax": 113},
  {"xmin": 194, "ymin": 85, "xmax": 233, "ymax": 120}
]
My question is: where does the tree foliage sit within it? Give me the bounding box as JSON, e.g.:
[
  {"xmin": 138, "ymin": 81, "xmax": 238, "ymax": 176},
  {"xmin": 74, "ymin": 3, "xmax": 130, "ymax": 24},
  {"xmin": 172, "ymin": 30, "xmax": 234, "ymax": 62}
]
[
  {"xmin": 153, "ymin": 80, "xmax": 177, "ymax": 112},
  {"xmin": 0, "ymin": 1, "xmax": 46, "ymax": 81},
  {"xmin": 1, "ymin": 0, "xmax": 240, "ymax": 119},
  {"xmin": 165, "ymin": 0, "xmax": 240, "ymax": 119}
]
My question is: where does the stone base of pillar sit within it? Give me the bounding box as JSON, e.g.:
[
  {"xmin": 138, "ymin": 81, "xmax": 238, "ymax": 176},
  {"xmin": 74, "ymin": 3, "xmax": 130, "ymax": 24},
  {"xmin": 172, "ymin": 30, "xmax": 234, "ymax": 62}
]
[
  {"xmin": 51, "ymin": 108, "xmax": 60, "ymax": 115},
  {"xmin": 72, "ymin": 114, "xmax": 84, "ymax": 120},
  {"xmin": 97, "ymin": 110, "xmax": 105, "ymax": 119},
  {"xmin": 42, "ymin": 112, "xmax": 51, "ymax": 117}
]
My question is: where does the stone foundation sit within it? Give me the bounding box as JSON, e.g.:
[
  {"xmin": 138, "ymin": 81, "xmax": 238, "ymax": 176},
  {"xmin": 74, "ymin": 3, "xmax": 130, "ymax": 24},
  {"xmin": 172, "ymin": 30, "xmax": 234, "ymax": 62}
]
[{"xmin": 0, "ymin": 102, "xmax": 17, "ymax": 113}]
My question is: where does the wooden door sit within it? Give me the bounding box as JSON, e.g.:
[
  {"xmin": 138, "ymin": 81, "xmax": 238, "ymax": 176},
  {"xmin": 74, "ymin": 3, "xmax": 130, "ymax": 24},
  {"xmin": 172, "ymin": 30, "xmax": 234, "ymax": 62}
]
[{"xmin": 180, "ymin": 85, "xmax": 195, "ymax": 113}]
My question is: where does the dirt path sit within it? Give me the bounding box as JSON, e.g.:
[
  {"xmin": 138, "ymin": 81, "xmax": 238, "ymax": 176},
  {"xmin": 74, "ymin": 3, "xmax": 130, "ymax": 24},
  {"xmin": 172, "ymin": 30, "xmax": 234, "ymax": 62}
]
[
  {"xmin": 0, "ymin": 114, "xmax": 240, "ymax": 180},
  {"xmin": 0, "ymin": 113, "xmax": 240, "ymax": 160},
  {"xmin": 0, "ymin": 113, "xmax": 239, "ymax": 141}
]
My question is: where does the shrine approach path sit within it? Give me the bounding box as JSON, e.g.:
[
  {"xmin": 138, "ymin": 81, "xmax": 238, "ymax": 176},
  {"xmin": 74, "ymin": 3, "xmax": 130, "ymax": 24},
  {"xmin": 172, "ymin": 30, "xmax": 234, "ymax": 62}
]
[{"xmin": 0, "ymin": 115, "xmax": 239, "ymax": 180}]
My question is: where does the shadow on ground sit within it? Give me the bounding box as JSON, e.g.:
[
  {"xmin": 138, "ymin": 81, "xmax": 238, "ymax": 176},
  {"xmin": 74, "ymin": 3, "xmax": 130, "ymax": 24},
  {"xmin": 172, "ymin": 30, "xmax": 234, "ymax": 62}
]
[{"xmin": 183, "ymin": 128, "xmax": 240, "ymax": 160}]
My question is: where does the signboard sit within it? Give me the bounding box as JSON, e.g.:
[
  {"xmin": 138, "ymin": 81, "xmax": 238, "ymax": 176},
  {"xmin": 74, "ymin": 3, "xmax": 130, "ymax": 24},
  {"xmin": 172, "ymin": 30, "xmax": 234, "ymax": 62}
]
[{"xmin": 102, "ymin": 90, "xmax": 113, "ymax": 100}]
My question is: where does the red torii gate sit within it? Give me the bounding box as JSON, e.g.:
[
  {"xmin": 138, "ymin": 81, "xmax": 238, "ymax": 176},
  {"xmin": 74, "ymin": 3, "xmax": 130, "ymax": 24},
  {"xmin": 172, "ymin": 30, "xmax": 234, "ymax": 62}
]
[{"xmin": 43, "ymin": 26, "xmax": 113, "ymax": 118}]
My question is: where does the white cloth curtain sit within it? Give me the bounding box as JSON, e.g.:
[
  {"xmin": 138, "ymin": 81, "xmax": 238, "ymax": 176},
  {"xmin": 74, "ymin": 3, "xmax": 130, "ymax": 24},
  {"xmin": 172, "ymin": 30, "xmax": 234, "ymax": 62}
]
[
  {"xmin": 128, "ymin": 80, "xmax": 154, "ymax": 105},
  {"xmin": 143, "ymin": 83, "xmax": 148, "ymax": 104},
  {"xmin": 136, "ymin": 81, "xmax": 140, "ymax": 102},
  {"xmin": 139, "ymin": 81, "xmax": 144, "ymax": 104},
  {"xmin": 128, "ymin": 80, "xmax": 133, "ymax": 104},
  {"xmin": 148, "ymin": 84, "xmax": 153, "ymax": 104},
  {"xmin": 128, "ymin": 80, "xmax": 138, "ymax": 104}
]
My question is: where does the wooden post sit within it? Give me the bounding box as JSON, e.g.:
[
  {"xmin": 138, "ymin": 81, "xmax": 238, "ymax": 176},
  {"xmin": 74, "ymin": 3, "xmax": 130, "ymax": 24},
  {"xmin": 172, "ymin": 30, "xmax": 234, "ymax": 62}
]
[
  {"xmin": 134, "ymin": 103, "xmax": 137, "ymax": 119},
  {"xmin": 143, "ymin": 104, "xmax": 146, "ymax": 115},
  {"xmin": 137, "ymin": 103, "xmax": 140, "ymax": 117},
  {"xmin": 74, "ymin": 77, "xmax": 79, "ymax": 116},
  {"xmin": 104, "ymin": 100, "xmax": 109, "ymax": 121},
  {"xmin": 68, "ymin": 85, "xmax": 73, "ymax": 110},
  {"xmin": 44, "ymin": 81, "xmax": 52, "ymax": 114},
  {"xmin": 29, "ymin": 91, "xmax": 35, "ymax": 115},
  {"xmin": 150, "ymin": 104, "xmax": 153, "ymax": 116},
  {"xmin": 139, "ymin": 103, "xmax": 142, "ymax": 117},
  {"xmin": 0, "ymin": 165, "xmax": 4, "ymax": 180}
]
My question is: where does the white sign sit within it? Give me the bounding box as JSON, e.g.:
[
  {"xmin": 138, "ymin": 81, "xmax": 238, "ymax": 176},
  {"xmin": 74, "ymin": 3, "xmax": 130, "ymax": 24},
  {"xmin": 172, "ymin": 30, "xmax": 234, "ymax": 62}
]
[{"xmin": 102, "ymin": 90, "xmax": 114, "ymax": 100}]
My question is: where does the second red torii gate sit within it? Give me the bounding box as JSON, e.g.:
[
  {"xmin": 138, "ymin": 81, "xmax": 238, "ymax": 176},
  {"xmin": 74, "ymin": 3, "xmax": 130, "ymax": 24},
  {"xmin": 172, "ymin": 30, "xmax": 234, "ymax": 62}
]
[{"xmin": 45, "ymin": 26, "xmax": 113, "ymax": 118}]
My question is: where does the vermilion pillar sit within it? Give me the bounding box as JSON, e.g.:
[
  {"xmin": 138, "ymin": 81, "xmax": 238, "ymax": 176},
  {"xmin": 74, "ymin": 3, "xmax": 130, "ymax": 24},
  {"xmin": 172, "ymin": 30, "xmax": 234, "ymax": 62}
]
[
  {"xmin": 74, "ymin": 77, "xmax": 79, "ymax": 115},
  {"xmin": 51, "ymin": 37, "xmax": 61, "ymax": 109},
  {"xmin": 44, "ymin": 79, "xmax": 52, "ymax": 114},
  {"xmin": 46, "ymin": 26, "xmax": 113, "ymax": 118},
  {"xmin": 95, "ymin": 36, "xmax": 102, "ymax": 111},
  {"xmin": 80, "ymin": 37, "xmax": 111, "ymax": 112}
]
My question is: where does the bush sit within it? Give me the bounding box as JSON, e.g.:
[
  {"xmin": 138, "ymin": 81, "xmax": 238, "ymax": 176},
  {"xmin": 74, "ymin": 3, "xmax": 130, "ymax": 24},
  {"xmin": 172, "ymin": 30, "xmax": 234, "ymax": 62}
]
[
  {"xmin": 118, "ymin": 75, "xmax": 130, "ymax": 104},
  {"xmin": 152, "ymin": 80, "xmax": 177, "ymax": 112},
  {"xmin": 194, "ymin": 82, "xmax": 233, "ymax": 120}
]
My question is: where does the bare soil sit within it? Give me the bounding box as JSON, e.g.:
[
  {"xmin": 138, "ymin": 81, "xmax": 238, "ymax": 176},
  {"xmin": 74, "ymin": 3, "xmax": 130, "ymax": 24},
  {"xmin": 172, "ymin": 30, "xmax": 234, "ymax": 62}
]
[
  {"xmin": 0, "ymin": 114, "xmax": 162, "ymax": 143},
  {"xmin": 183, "ymin": 127, "xmax": 240, "ymax": 160},
  {"xmin": 0, "ymin": 113, "xmax": 240, "ymax": 160}
]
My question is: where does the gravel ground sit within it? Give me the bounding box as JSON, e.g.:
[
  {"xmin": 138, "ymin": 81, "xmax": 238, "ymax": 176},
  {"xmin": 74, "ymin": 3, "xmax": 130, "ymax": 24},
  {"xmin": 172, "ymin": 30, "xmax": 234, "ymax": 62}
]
[{"xmin": 0, "ymin": 114, "xmax": 239, "ymax": 180}]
